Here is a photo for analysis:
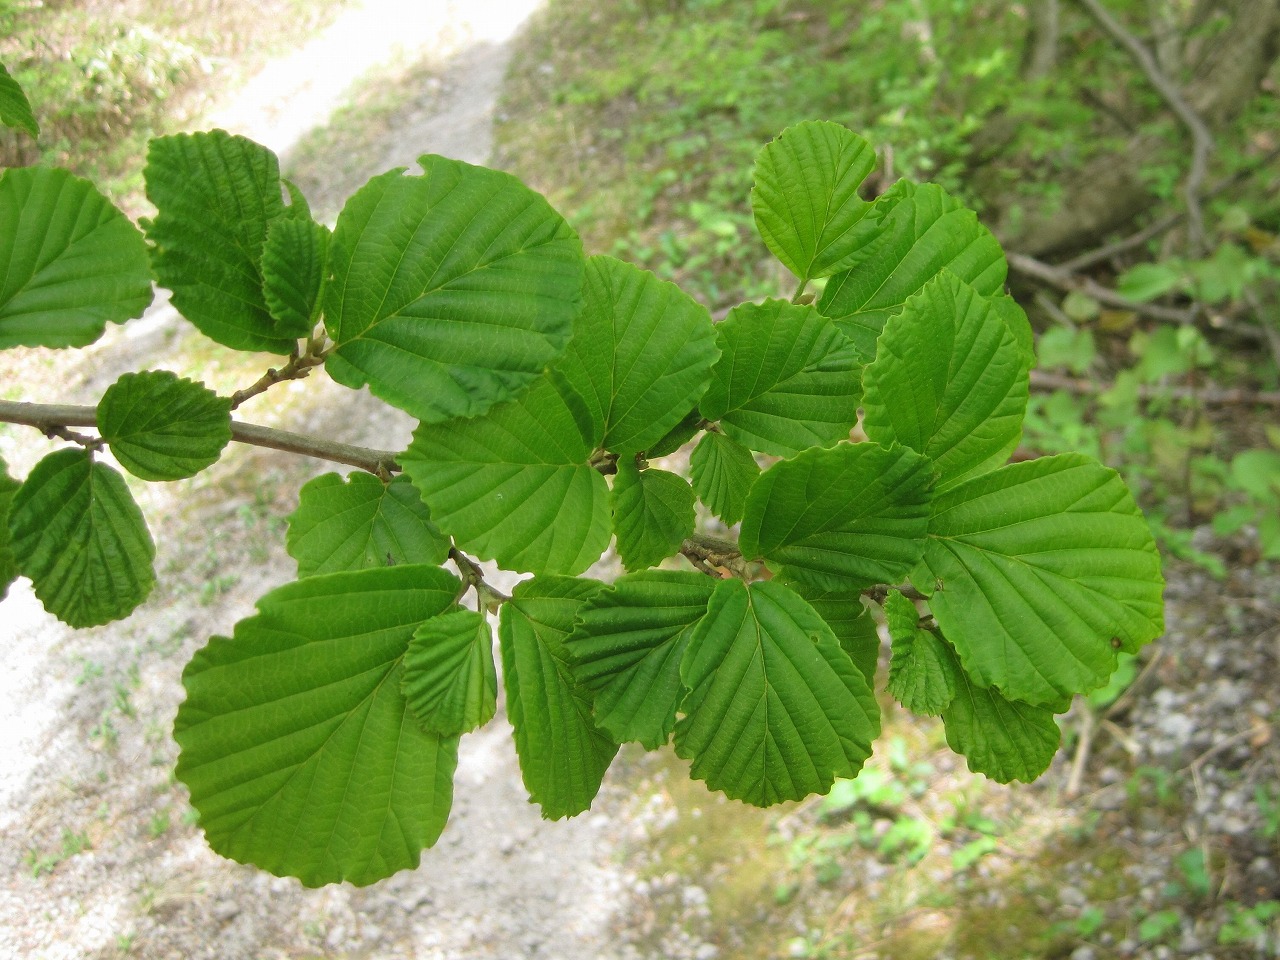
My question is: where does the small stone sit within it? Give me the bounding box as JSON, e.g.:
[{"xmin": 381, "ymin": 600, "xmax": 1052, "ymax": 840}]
[
  {"xmin": 211, "ymin": 899, "xmax": 240, "ymax": 922},
  {"xmin": 694, "ymin": 944, "xmax": 719, "ymax": 960},
  {"xmin": 1059, "ymin": 886, "xmax": 1086, "ymax": 908},
  {"xmin": 1070, "ymin": 948, "xmax": 1095, "ymax": 960},
  {"xmin": 682, "ymin": 885, "xmax": 708, "ymax": 907}
]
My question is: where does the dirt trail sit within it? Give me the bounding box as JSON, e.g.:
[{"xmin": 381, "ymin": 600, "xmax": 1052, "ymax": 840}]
[{"xmin": 0, "ymin": 4, "xmax": 638, "ymax": 958}]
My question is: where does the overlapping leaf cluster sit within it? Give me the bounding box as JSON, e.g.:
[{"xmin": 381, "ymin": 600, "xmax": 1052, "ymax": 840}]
[{"xmin": 0, "ymin": 94, "xmax": 1164, "ymax": 892}]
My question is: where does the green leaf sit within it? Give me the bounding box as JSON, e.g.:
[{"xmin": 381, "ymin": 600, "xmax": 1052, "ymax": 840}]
[
  {"xmin": 8, "ymin": 449, "xmax": 155, "ymax": 627},
  {"xmin": 0, "ymin": 61, "xmax": 39, "ymax": 137},
  {"xmin": 401, "ymin": 374, "xmax": 610, "ymax": 575},
  {"xmin": 739, "ymin": 442, "xmax": 935, "ymax": 591},
  {"xmin": 556, "ymin": 255, "xmax": 718, "ymax": 456},
  {"xmin": 863, "ymin": 272, "xmax": 1029, "ymax": 488},
  {"xmin": 700, "ymin": 299, "xmax": 861, "ymax": 456},
  {"xmin": 751, "ymin": 121, "xmax": 876, "ymax": 282},
  {"xmin": 324, "ymin": 157, "xmax": 583, "ymax": 423},
  {"xmin": 97, "ymin": 371, "xmax": 233, "ymax": 481},
  {"xmin": 0, "ymin": 456, "xmax": 20, "ymax": 599},
  {"xmin": 498, "ymin": 577, "xmax": 618, "ymax": 819},
  {"xmin": 144, "ymin": 130, "xmax": 299, "ymax": 354},
  {"xmin": 286, "ymin": 472, "xmax": 450, "ymax": 577},
  {"xmin": 817, "ymin": 180, "xmax": 1007, "ymax": 359},
  {"xmin": 789, "ymin": 583, "xmax": 880, "ymax": 685},
  {"xmin": 883, "ymin": 590, "xmax": 959, "ymax": 715},
  {"xmin": 689, "ymin": 431, "xmax": 760, "ymax": 526},
  {"xmin": 611, "ymin": 461, "xmax": 695, "ymax": 572},
  {"xmin": 174, "ymin": 565, "xmax": 460, "ymax": 887},
  {"xmin": 402, "ymin": 609, "xmax": 497, "ymax": 736},
  {"xmin": 674, "ymin": 579, "xmax": 880, "ymax": 806},
  {"xmin": 0, "ymin": 166, "xmax": 152, "ymax": 349},
  {"xmin": 989, "ymin": 293, "xmax": 1035, "ymax": 362},
  {"xmin": 564, "ymin": 570, "xmax": 714, "ymax": 748},
  {"xmin": 261, "ymin": 217, "xmax": 330, "ymax": 339},
  {"xmin": 916, "ymin": 454, "xmax": 1165, "ymax": 705},
  {"xmin": 646, "ymin": 411, "xmax": 703, "ymax": 459},
  {"xmin": 942, "ymin": 670, "xmax": 1061, "ymax": 783}
]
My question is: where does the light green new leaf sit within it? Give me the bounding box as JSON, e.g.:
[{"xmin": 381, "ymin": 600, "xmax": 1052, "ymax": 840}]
[
  {"xmin": 751, "ymin": 121, "xmax": 876, "ymax": 282},
  {"xmin": 884, "ymin": 590, "xmax": 960, "ymax": 715},
  {"xmin": 942, "ymin": 670, "xmax": 1061, "ymax": 783},
  {"xmin": 174, "ymin": 565, "xmax": 460, "ymax": 887},
  {"xmin": 787, "ymin": 582, "xmax": 881, "ymax": 685},
  {"xmin": 674, "ymin": 579, "xmax": 880, "ymax": 807},
  {"xmin": 97, "ymin": 371, "xmax": 232, "ymax": 481},
  {"xmin": 8, "ymin": 448, "xmax": 155, "ymax": 627},
  {"xmin": 557, "ymin": 255, "xmax": 718, "ymax": 455},
  {"xmin": 700, "ymin": 300, "xmax": 861, "ymax": 456},
  {"xmin": 0, "ymin": 166, "xmax": 152, "ymax": 349},
  {"xmin": 564, "ymin": 570, "xmax": 714, "ymax": 748},
  {"xmin": 499, "ymin": 577, "xmax": 618, "ymax": 819},
  {"xmin": 0, "ymin": 456, "xmax": 20, "ymax": 599},
  {"xmin": 261, "ymin": 217, "xmax": 330, "ymax": 339},
  {"xmin": 286, "ymin": 472, "xmax": 450, "ymax": 577},
  {"xmin": 817, "ymin": 180, "xmax": 1007, "ymax": 359},
  {"xmin": 611, "ymin": 461, "xmax": 695, "ymax": 572},
  {"xmin": 739, "ymin": 442, "xmax": 935, "ymax": 591},
  {"xmin": 916, "ymin": 454, "xmax": 1164, "ymax": 706},
  {"xmin": 402, "ymin": 609, "xmax": 497, "ymax": 736},
  {"xmin": 689, "ymin": 431, "xmax": 759, "ymax": 526},
  {"xmin": 401, "ymin": 374, "xmax": 610, "ymax": 575},
  {"xmin": 863, "ymin": 272, "xmax": 1029, "ymax": 488},
  {"xmin": 145, "ymin": 130, "xmax": 299, "ymax": 354},
  {"xmin": 0, "ymin": 61, "xmax": 39, "ymax": 137},
  {"xmin": 324, "ymin": 157, "xmax": 583, "ymax": 423}
]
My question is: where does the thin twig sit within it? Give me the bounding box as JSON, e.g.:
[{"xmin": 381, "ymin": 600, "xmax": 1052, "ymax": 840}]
[
  {"xmin": 229, "ymin": 344, "xmax": 330, "ymax": 410},
  {"xmin": 1007, "ymin": 251, "xmax": 1198, "ymax": 324},
  {"xmin": 1065, "ymin": 702, "xmax": 1096, "ymax": 798},
  {"xmin": 1029, "ymin": 369, "xmax": 1280, "ymax": 409},
  {"xmin": 449, "ymin": 547, "xmax": 511, "ymax": 611},
  {"xmin": 861, "ymin": 583, "xmax": 929, "ymax": 605},
  {"xmin": 680, "ymin": 532, "xmax": 747, "ymax": 578},
  {"xmin": 0, "ymin": 399, "xmax": 401, "ymax": 475},
  {"xmin": 1076, "ymin": 0, "xmax": 1213, "ymax": 251}
]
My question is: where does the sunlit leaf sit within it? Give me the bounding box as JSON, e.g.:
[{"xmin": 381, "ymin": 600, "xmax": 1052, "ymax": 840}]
[
  {"xmin": 97, "ymin": 371, "xmax": 232, "ymax": 481},
  {"xmin": 402, "ymin": 609, "xmax": 497, "ymax": 736}
]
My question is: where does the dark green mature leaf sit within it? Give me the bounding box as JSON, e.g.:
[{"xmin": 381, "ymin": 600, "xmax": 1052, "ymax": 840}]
[
  {"xmin": 499, "ymin": 577, "xmax": 618, "ymax": 819},
  {"xmin": 0, "ymin": 167, "xmax": 152, "ymax": 349},
  {"xmin": 261, "ymin": 217, "xmax": 330, "ymax": 339},
  {"xmin": 557, "ymin": 255, "xmax": 718, "ymax": 456},
  {"xmin": 97, "ymin": 371, "xmax": 232, "ymax": 481},
  {"xmin": 689, "ymin": 431, "xmax": 760, "ymax": 526},
  {"xmin": 0, "ymin": 61, "xmax": 39, "ymax": 137},
  {"xmin": 0, "ymin": 456, "xmax": 20, "ymax": 599},
  {"xmin": 286, "ymin": 472, "xmax": 449, "ymax": 577},
  {"xmin": 739, "ymin": 442, "xmax": 935, "ymax": 591},
  {"xmin": 751, "ymin": 121, "xmax": 876, "ymax": 283},
  {"xmin": 884, "ymin": 590, "xmax": 959, "ymax": 715},
  {"xmin": 646, "ymin": 411, "xmax": 702, "ymax": 459},
  {"xmin": 324, "ymin": 157, "xmax": 583, "ymax": 423},
  {"xmin": 145, "ymin": 130, "xmax": 300, "ymax": 354},
  {"xmin": 788, "ymin": 582, "xmax": 880, "ymax": 685},
  {"xmin": 675, "ymin": 579, "xmax": 880, "ymax": 806},
  {"xmin": 817, "ymin": 180, "xmax": 1007, "ymax": 359},
  {"xmin": 401, "ymin": 374, "xmax": 610, "ymax": 575},
  {"xmin": 916, "ymin": 454, "xmax": 1164, "ymax": 706},
  {"xmin": 402, "ymin": 609, "xmax": 497, "ymax": 736},
  {"xmin": 174, "ymin": 565, "xmax": 460, "ymax": 887},
  {"xmin": 8, "ymin": 449, "xmax": 155, "ymax": 627},
  {"xmin": 564, "ymin": 570, "xmax": 714, "ymax": 748},
  {"xmin": 863, "ymin": 272, "xmax": 1029, "ymax": 489},
  {"xmin": 611, "ymin": 461, "xmax": 695, "ymax": 572},
  {"xmin": 700, "ymin": 300, "xmax": 861, "ymax": 456},
  {"xmin": 942, "ymin": 670, "xmax": 1061, "ymax": 783}
]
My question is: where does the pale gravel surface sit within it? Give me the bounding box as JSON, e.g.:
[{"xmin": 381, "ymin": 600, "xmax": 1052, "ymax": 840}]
[{"xmin": 0, "ymin": 3, "xmax": 640, "ymax": 958}]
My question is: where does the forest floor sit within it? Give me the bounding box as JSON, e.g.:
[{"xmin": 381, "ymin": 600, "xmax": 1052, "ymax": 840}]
[{"xmin": 2, "ymin": 2, "xmax": 1280, "ymax": 959}]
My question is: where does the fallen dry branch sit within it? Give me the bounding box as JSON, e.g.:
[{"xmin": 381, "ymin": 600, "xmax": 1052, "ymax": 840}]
[{"xmin": 1029, "ymin": 369, "xmax": 1280, "ymax": 409}]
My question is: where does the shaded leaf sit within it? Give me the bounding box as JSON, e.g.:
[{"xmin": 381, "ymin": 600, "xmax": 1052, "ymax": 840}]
[
  {"xmin": 0, "ymin": 456, "xmax": 19, "ymax": 599},
  {"xmin": 174, "ymin": 565, "xmax": 460, "ymax": 887},
  {"xmin": 0, "ymin": 61, "xmax": 39, "ymax": 137},
  {"xmin": 788, "ymin": 582, "xmax": 880, "ymax": 685},
  {"xmin": 689, "ymin": 431, "xmax": 760, "ymax": 526},
  {"xmin": 883, "ymin": 590, "xmax": 959, "ymax": 715},
  {"xmin": 942, "ymin": 670, "xmax": 1061, "ymax": 783},
  {"xmin": 700, "ymin": 299, "xmax": 861, "ymax": 456},
  {"xmin": 674, "ymin": 579, "xmax": 880, "ymax": 806},
  {"xmin": 324, "ymin": 157, "xmax": 583, "ymax": 423},
  {"xmin": 286, "ymin": 472, "xmax": 450, "ymax": 577},
  {"xmin": 402, "ymin": 609, "xmax": 497, "ymax": 735},
  {"xmin": 8, "ymin": 449, "xmax": 155, "ymax": 627},
  {"xmin": 564, "ymin": 570, "xmax": 714, "ymax": 748},
  {"xmin": 97, "ymin": 370, "xmax": 232, "ymax": 481},
  {"xmin": 499, "ymin": 577, "xmax": 617, "ymax": 819},
  {"xmin": 611, "ymin": 461, "xmax": 695, "ymax": 572},
  {"xmin": 0, "ymin": 166, "xmax": 152, "ymax": 349},
  {"xmin": 261, "ymin": 217, "xmax": 330, "ymax": 339}
]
